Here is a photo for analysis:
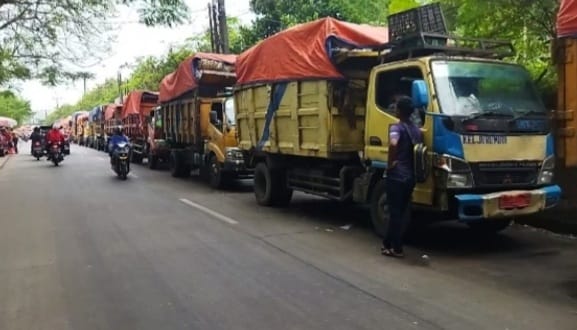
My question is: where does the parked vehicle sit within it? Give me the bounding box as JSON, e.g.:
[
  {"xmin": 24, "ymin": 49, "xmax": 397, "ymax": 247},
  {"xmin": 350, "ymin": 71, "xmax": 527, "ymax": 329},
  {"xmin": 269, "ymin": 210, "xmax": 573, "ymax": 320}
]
[
  {"xmin": 103, "ymin": 103, "xmax": 122, "ymax": 153},
  {"xmin": 146, "ymin": 106, "xmax": 170, "ymax": 170},
  {"xmin": 234, "ymin": 5, "xmax": 561, "ymax": 236},
  {"xmin": 159, "ymin": 53, "xmax": 251, "ymax": 188},
  {"xmin": 120, "ymin": 91, "xmax": 159, "ymax": 165}
]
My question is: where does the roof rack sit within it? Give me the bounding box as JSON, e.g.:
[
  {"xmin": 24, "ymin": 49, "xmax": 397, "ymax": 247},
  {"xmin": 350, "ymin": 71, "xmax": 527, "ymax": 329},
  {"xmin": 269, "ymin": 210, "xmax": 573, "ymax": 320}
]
[
  {"xmin": 378, "ymin": 32, "xmax": 516, "ymax": 62},
  {"xmin": 381, "ymin": 3, "xmax": 515, "ymax": 62}
]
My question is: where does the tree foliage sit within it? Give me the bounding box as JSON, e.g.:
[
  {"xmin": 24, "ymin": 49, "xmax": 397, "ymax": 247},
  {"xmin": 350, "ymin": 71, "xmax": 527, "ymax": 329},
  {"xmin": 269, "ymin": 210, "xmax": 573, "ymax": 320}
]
[
  {"xmin": 242, "ymin": 0, "xmax": 390, "ymax": 45},
  {"xmin": 0, "ymin": 90, "xmax": 32, "ymax": 124},
  {"xmin": 0, "ymin": 0, "xmax": 189, "ymax": 87}
]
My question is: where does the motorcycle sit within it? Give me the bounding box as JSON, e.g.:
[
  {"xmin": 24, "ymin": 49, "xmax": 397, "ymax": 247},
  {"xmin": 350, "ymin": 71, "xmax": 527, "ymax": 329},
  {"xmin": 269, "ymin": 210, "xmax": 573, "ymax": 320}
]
[
  {"xmin": 48, "ymin": 142, "xmax": 64, "ymax": 166},
  {"xmin": 112, "ymin": 141, "xmax": 130, "ymax": 180},
  {"xmin": 32, "ymin": 141, "xmax": 44, "ymax": 160}
]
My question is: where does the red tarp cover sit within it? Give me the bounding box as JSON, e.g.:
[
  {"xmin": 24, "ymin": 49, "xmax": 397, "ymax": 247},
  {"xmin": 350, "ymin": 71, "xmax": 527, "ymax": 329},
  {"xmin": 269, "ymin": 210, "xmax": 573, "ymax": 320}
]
[
  {"xmin": 159, "ymin": 52, "xmax": 237, "ymax": 103},
  {"xmin": 558, "ymin": 0, "xmax": 577, "ymax": 37},
  {"xmin": 121, "ymin": 91, "xmax": 159, "ymax": 118},
  {"xmin": 104, "ymin": 104, "xmax": 120, "ymax": 120},
  {"xmin": 236, "ymin": 17, "xmax": 388, "ymax": 85}
]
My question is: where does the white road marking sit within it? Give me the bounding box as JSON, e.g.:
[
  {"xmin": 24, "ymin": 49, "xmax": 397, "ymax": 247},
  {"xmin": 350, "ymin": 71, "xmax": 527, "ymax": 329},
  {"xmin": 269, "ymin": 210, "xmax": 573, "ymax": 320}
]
[{"xmin": 179, "ymin": 198, "xmax": 239, "ymax": 225}]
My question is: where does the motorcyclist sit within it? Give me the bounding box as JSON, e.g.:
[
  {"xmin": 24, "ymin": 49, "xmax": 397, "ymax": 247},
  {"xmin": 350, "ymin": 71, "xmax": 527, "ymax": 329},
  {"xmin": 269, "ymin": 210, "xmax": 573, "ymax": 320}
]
[
  {"xmin": 45, "ymin": 125, "xmax": 65, "ymax": 160},
  {"xmin": 108, "ymin": 126, "xmax": 129, "ymax": 166},
  {"xmin": 30, "ymin": 127, "xmax": 43, "ymax": 154}
]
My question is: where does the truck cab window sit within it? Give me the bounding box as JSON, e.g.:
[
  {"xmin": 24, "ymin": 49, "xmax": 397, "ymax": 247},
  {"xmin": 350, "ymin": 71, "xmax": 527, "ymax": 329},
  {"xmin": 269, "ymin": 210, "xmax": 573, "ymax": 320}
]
[
  {"xmin": 210, "ymin": 102, "xmax": 224, "ymax": 130},
  {"xmin": 375, "ymin": 67, "xmax": 425, "ymax": 126}
]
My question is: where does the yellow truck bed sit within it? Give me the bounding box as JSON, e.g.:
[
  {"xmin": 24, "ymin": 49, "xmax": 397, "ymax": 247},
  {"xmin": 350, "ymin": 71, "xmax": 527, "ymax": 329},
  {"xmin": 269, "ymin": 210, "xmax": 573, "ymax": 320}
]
[{"xmin": 235, "ymin": 79, "xmax": 367, "ymax": 159}]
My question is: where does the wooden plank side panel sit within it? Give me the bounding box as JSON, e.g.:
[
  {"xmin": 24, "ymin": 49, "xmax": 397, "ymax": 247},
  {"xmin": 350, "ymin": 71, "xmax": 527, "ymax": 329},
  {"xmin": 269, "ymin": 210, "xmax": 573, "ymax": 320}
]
[
  {"xmin": 330, "ymin": 81, "xmax": 366, "ymax": 153},
  {"xmin": 235, "ymin": 80, "xmax": 361, "ymax": 159}
]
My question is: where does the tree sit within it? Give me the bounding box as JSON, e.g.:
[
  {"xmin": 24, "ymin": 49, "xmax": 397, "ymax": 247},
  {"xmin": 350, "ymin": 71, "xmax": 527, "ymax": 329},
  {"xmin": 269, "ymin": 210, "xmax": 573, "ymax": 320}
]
[
  {"xmin": 243, "ymin": 0, "xmax": 390, "ymax": 45},
  {"xmin": 0, "ymin": 91, "xmax": 33, "ymax": 124},
  {"xmin": 0, "ymin": 0, "xmax": 189, "ymax": 87}
]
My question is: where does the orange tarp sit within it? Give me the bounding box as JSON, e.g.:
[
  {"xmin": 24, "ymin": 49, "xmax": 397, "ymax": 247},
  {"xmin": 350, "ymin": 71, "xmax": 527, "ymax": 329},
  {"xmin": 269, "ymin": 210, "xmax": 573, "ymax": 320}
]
[
  {"xmin": 558, "ymin": 0, "xmax": 577, "ymax": 37},
  {"xmin": 121, "ymin": 91, "xmax": 159, "ymax": 118},
  {"xmin": 236, "ymin": 17, "xmax": 388, "ymax": 85},
  {"xmin": 159, "ymin": 52, "xmax": 237, "ymax": 103},
  {"xmin": 104, "ymin": 104, "xmax": 120, "ymax": 120}
]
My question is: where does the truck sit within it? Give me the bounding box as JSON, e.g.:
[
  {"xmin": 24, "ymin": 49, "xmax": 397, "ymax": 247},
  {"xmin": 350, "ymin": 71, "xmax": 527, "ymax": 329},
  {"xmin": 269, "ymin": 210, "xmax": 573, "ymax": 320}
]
[
  {"xmin": 119, "ymin": 90, "xmax": 159, "ymax": 164},
  {"xmin": 235, "ymin": 4, "xmax": 562, "ymax": 236},
  {"xmin": 159, "ymin": 52, "xmax": 250, "ymax": 188},
  {"xmin": 71, "ymin": 111, "xmax": 89, "ymax": 145},
  {"xmin": 554, "ymin": 0, "xmax": 577, "ymax": 204},
  {"xmin": 103, "ymin": 103, "xmax": 122, "ymax": 152},
  {"xmin": 88, "ymin": 105, "xmax": 106, "ymax": 150},
  {"xmin": 146, "ymin": 105, "xmax": 170, "ymax": 170}
]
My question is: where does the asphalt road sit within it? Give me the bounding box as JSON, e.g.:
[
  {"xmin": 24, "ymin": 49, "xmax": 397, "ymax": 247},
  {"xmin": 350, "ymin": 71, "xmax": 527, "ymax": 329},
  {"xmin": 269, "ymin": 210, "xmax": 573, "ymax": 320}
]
[{"xmin": 0, "ymin": 143, "xmax": 576, "ymax": 330}]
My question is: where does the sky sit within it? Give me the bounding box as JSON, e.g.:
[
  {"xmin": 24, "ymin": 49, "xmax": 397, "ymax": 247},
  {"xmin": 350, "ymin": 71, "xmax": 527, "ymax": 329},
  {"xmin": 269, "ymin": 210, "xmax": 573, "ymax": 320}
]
[{"xmin": 18, "ymin": 0, "xmax": 253, "ymax": 120}]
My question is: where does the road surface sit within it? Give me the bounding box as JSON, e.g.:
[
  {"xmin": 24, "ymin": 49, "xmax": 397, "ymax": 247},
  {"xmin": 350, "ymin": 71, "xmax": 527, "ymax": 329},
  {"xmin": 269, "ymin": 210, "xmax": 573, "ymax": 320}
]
[{"xmin": 0, "ymin": 143, "xmax": 576, "ymax": 330}]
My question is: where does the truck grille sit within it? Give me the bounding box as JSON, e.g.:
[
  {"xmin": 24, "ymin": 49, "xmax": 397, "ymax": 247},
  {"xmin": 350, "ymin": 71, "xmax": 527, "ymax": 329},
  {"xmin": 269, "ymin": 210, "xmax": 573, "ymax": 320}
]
[{"xmin": 470, "ymin": 161, "xmax": 540, "ymax": 187}]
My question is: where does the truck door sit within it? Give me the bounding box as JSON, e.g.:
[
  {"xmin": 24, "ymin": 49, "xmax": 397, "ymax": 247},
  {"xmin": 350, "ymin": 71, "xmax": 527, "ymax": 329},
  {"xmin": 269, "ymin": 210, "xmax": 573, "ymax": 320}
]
[{"xmin": 366, "ymin": 64, "xmax": 433, "ymax": 206}]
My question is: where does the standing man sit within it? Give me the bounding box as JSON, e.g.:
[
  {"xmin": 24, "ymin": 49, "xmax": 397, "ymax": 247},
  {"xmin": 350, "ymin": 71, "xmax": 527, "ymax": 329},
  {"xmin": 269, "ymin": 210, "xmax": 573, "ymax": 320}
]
[
  {"xmin": 11, "ymin": 129, "xmax": 19, "ymax": 154},
  {"xmin": 382, "ymin": 96, "xmax": 423, "ymax": 258}
]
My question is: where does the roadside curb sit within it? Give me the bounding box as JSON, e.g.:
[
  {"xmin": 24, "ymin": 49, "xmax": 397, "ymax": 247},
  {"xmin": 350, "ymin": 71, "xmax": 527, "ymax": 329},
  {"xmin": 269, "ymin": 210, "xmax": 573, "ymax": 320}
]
[{"xmin": 0, "ymin": 155, "xmax": 11, "ymax": 170}]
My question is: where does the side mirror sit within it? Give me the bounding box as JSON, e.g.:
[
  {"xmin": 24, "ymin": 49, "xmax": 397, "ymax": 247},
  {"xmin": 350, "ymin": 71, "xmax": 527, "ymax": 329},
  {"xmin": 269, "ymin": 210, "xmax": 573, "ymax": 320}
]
[
  {"xmin": 412, "ymin": 80, "xmax": 429, "ymax": 109},
  {"xmin": 210, "ymin": 111, "xmax": 218, "ymax": 124}
]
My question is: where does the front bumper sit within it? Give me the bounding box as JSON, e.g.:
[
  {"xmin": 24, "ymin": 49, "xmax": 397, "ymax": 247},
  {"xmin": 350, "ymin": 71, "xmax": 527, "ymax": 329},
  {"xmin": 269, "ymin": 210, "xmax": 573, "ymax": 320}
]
[
  {"xmin": 454, "ymin": 185, "xmax": 561, "ymax": 221},
  {"xmin": 223, "ymin": 159, "xmax": 251, "ymax": 175}
]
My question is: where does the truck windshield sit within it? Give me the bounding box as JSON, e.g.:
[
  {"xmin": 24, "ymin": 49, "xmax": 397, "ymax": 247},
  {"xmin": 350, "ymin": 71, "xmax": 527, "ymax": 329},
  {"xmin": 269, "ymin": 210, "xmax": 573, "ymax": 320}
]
[
  {"xmin": 225, "ymin": 98, "xmax": 235, "ymax": 126},
  {"xmin": 431, "ymin": 61, "xmax": 546, "ymax": 117}
]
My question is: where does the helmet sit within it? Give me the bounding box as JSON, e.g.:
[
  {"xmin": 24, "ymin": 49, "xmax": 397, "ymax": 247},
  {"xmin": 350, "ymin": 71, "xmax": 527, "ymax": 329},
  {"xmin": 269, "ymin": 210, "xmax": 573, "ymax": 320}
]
[{"xmin": 113, "ymin": 125, "xmax": 123, "ymax": 135}]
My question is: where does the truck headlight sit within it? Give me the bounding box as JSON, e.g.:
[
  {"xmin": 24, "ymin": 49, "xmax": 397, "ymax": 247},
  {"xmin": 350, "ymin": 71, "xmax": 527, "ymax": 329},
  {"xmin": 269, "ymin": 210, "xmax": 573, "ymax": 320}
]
[
  {"xmin": 434, "ymin": 154, "xmax": 474, "ymax": 188},
  {"xmin": 538, "ymin": 156, "xmax": 555, "ymax": 184},
  {"xmin": 225, "ymin": 147, "xmax": 244, "ymax": 161}
]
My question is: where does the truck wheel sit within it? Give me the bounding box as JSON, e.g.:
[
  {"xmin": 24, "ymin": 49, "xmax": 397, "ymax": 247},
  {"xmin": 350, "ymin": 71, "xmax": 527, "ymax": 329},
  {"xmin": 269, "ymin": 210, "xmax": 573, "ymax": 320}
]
[
  {"xmin": 208, "ymin": 155, "xmax": 227, "ymax": 189},
  {"xmin": 370, "ymin": 180, "xmax": 390, "ymax": 237},
  {"xmin": 148, "ymin": 155, "xmax": 158, "ymax": 170},
  {"xmin": 254, "ymin": 162, "xmax": 292, "ymax": 207},
  {"xmin": 467, "ymin": 220, "xmax": 511, "ymax": 234},
  {"xmin": 254, "ymin": 163, "xmax": 274, "ymax": 206}
]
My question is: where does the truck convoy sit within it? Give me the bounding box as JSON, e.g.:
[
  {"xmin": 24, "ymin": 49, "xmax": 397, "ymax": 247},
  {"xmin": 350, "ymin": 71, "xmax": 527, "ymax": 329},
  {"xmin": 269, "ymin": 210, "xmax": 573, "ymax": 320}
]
[
  {"xmin": 158, "ymin": 52, "xmax": 250, "ymax": 188},
  {"xmin": 234, "ymin": 4, "xmax": 561, "ymax": 235}
]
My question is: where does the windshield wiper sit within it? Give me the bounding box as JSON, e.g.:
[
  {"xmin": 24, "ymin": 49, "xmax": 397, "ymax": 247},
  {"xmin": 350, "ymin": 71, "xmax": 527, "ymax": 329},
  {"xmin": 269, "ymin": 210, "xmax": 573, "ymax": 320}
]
[
  {"xmin": 462, "ymin": 111, "xmax": 513, "ymax": 121},
  {"xmin": 507, "ymin": 110, "xmax": 546, "ymax": 123}
]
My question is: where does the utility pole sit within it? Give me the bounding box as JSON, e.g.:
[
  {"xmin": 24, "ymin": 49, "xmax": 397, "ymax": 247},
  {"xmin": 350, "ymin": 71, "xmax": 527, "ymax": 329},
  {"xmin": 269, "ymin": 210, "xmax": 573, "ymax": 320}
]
[
  {"xmin": 217, "ymin": 0, "xmax": 229, "ymax": 54},
  {"xmin": 117, "ymin": 71, "xmax": 123, "ymax": 104},
  {"xmin": 208, "ymin": 2, "xmax": 216, "ymax": 52},
  {"xmin": 210, "ymin": 0, "xmax": 221, "ymax": 53}
]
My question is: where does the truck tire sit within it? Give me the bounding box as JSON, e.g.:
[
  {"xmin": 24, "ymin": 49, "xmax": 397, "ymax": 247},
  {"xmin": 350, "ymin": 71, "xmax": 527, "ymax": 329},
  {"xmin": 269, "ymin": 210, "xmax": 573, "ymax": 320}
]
[
  {"xmin": 169, "ymin": 151, "xmax": 190, "ymax": 178},
  {"xmin": 254, "ymin": 162, "xmax": 292, "ymax": 207},
  {"xmin": 369, "ymin": 180, "xmax": 414, "ymax": 238},
  {"xmin": 370, "ymin": 180, "xmax": 390, "ymax": 237},
  {"xmin": 207, "ymin": 154, "xmax": 228, "ymax": 189},
  {"xmin": 467, "ymin": 220, "xmax": 511, "ymax": 234},
  {"xmin": 148, "ymin": 154, "xmax": 158, "ymax": 170}
]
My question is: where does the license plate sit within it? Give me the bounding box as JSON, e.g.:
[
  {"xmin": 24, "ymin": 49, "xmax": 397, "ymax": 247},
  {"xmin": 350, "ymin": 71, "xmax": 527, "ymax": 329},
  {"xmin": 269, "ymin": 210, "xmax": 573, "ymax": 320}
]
[{"xmin": 498, "ymin": 193, "xmax": 531, "ymax": 210}]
